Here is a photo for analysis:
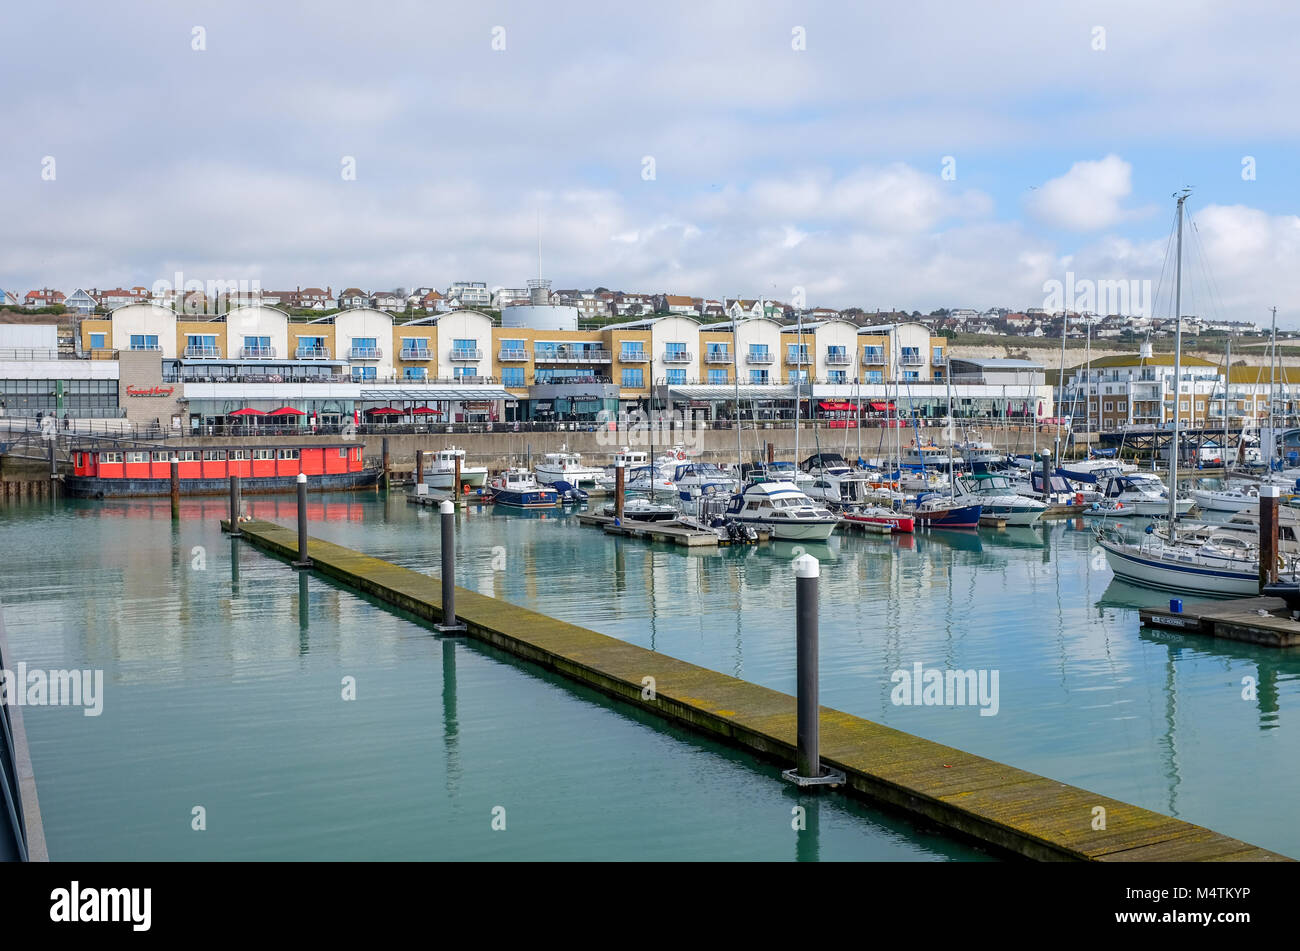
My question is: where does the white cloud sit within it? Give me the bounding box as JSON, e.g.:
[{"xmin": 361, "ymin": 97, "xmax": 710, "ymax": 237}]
[{"xmin": 1026, "ymin": 155, "xmax": 1139, "ymax": 231}]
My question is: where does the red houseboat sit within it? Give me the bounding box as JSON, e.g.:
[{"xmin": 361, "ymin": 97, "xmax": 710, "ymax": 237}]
[{"xmin": 66, "ymin": 443, "xmax": 381, "ymax": 498}]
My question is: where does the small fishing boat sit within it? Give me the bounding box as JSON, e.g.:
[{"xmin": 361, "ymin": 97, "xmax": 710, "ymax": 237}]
[
  {"xmin": 842, "ymin": 506, "xmax": 915, "ymax": 533},
  {"xmin": 489, "ymin": 468, "xmax": 560, "ymax": 508},
  {"xmin": 423, "ymin": 447, "xmax": 488, "ymax": 490},
  {"xmin": 724, "ymin": 481, "xmax": 840, "ymax": 540}
]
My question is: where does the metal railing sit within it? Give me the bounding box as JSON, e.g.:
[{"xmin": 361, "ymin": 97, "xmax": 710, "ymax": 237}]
[
  {"xmin": 497, "ymin": 349, "xmax": 529, "ymax": 361},
  {"xmin": 785, "ymin": 353, "xmax": 812, "ymax": 365},
  {"xmin": 183, "ymin": 346, "xmax": 222, "ymax": 359},
  {"xmin": 861, "ymin": 351, "xmax": 886, "ymax": 365},
  {"xmin": 825, "ymin": 352, "xmax": 851, "ymax": 365},
  {"xmin": 705, "ymin": 351, "xmax": 732, "ymax": 363},
  {"xmin": 348, "ymin": 347, "xmax": 383, "ymax": 360},
  {"xmin": 746, "ymin": 352, "xmax": 775, "ymax": 365},
  {"xmin": 663, "ymin": 351, "xmax": 693, "ymax": 363},
  {"xmin": 294, "ymin": 347, "xmax": 332, "ymax": 360},
  {"xmin": 534, "ymin": 349, "xmax": 611, "ymax": 362},
  {"xmin": 932, "ymin": 356, "xmax": 946, "ymax": 365},
  {"xmin": 449, "ymin": 348, "xmax": 483, "ymax": 360},
  {"xmin": 900, "ymin": 353, "xmax": 924, "ymax": 365},
  {"xmin": 239, "ymin": 346, "xmax": 276, "ymax": 359},
  {"xmin": 128, "ymin": 344, "xmax": 163, "ymax": 352},
  {"xmin": 618, "ymin": 351, "xmax": 649, "ymax": 363}
]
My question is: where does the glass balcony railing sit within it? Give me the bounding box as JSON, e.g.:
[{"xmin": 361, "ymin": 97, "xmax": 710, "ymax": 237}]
[
  {"xmin": 824, "ymin": 352, "xmax": 851, "ymax": 365},
  {"xmin": 746, "ymin": 352, "xmax": 775, "ymax": 365},
  {"xmin": 861, "ymin": 351, "xmax": 886, "ymax": 365},
  {"xmin": 497, "ymin": 349, "xmax": 529, "ymax": 361},
  {"xmin": 785, "ymin": 353, "xmax": 811, "ymax": 366},
  {"xmin": 534, "ymin": 349, "xmax": 611, "ymax": 362},
  {"xmin": 899, "ymin": 353, "xmax": 924, "ymax": 365},
  {"xmin": 704, "ymin": 350, "xmax": 732, "ymax": 364},
  {"xmin": 619, "ymin": 350, "xmax": 649, "ymax": 363},
  {"xmin": 129, "ymin": 344, "xmax": 163, "ymax": 351},
  {"xmin": 349, "ymin": 347, "xmax": 383, "ymax": 360},
  {"xmin": 184, "ymin": 346, "xmax": 221, "ymax": 359},
  {"xmin": 450, "ymin": 348, "xmax": 483, "ymax": 361},
  {"xmin": 295, "ymin": 347, "xmax": 331, "ymax": 360},
  {"xmin": 399, "ymin": 348, "xmax": 432, "ymax": 360},
  {"xmin": 239, "ymin": 346, "xmax": 276, "ymax": 359},
  {"xmin": 663, "ymin": 350, "xmax": 693, "ymax": 363}
]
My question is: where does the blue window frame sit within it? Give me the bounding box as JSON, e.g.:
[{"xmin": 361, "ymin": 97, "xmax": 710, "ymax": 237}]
[
  {"xmin": 351, "ymin": 366, "xmax": 377, "ymax": 381},
  {"xmin": 402, "ymin": 367, "xmax": 427, "ymax": 381},
  {"xmin": 665, "ymin": 342, "xmax": 686, "ymax": 358},
  {"xmin": 501, "ymin": 367, "xmax": 525, "ymax": 387},
  {"xmin": 748, "ymin": 344, "xmax": 769, "ymax": 360},
  {"xmin": 129, "ymin": 334, "xmax": 159, "ymax": 351},
  {"xmin": 620, "ymin": 342, "xmax": 645, "ymax": 359},
  {"xmin": 706, "ymin": 343, "xmax": 729, "ymax": 360},
  {"xmin": 707, "ymin": 369, "xmax": 728, "ymax": 384},
  {"xmin": 865, "ymin": 370, "xmax": 883, "ymax": 383},
  {"xmin": 749, "ymin": 369, "xmax": 769, "ymax": 384},
  {"xmin": 89, "ymin": 332, "xmax": 105, "ymax": 349},
  {"xmin": 621, "ymin": 368, "xmax": 644, "ymax": 388},
  {"xmin": 666, "ymin": 369, "xmax": 686, "ymax": 384},
  {"xmin": 828, "ymin": 370, "xmax": 847, "ymax": 383},
  {"xmin": 454, "ymin": 366, "xmax": 477, "ymax": 379}
]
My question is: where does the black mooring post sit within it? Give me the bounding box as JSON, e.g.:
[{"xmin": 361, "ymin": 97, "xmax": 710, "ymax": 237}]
[
  {"xmin": 228, "ymin": 475, "xmax": 242, "ymax": 536},
  {"xmin": 293, "ymin": 473, "xmax": 311, "ymax": 568},
  {"xmin": 782, "ymin": 553, "xmax": 844, "ymax": 789},
  {"xmin": 436, "ymin": 499, "xmax": 466, "ymax": 633},
  {"xmin": 170, "ymin": 456, "xmax": 180, "ymax": 519}
]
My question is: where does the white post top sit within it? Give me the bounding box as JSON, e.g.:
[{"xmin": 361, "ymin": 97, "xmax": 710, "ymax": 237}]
[
  {"xmin": 297, "ymin": 473, "xmax": 306, "ymax": 483},
  {"xmin": 793, "ymin": 553, "xmax": 820, "ymax": 578},
  {"xmin": 440, "ymin": 499, "xmax": 455, "ymax": 514},
  {"xmin": 1261, "ymin": 484, "xmax": 1281, "ymax": 498},
  {"xmin": 615, "ymin": 460, "xmax": 624, "ymax": 468},
  {"xmin": 1041, "ymin": 447, "xmax": 1052, "ymax": 457}
]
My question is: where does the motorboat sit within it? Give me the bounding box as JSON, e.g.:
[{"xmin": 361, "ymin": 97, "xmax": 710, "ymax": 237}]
[
  {"xmin": 534, "ymin": 447, "xmax": 606, "ymax": 491},
  {"xmin": 1191, "ymin": 482, "xmax": 1259, "ymax": 513},
  {"xmin": 956, "ymin": 474, "xmax": 1048, "ymax": 525},
  {"xmin": 625, "ymin": 464, "xmax": 678, "ymax": 499},
  {"xmin": 422, "ymin": 447, "xmax": 488, "ymax": 490},
  {"xmin": 1084, "ymin": 499, "xmax": 1141, "ymax": 518},
  {"xmin": 905, "ymin": 493, "xmax": 983, "ymax": 529},
  {"xmin": 724, "ymin": 481, "xmax": 840, "ymax": 540},
  {"xmin": 601, "ymin": 496, "xmax": 679, "ymax": 521},
  {"xmin": 841, "ymin": 506, "xmax": 915, "ymax": 533},
  {"xmin": 805, "ymin": 469, "xmax": 879, "ymax": 508},
  {"xmin": 1056, "ymin": 459, "xmax": 1129, "ymax": 484},
  {"xmin": 671, "ymin": 461, "xmax": 739, "ymax": 496},
  {"xmin": 1099, "ymin": 474, "xmax": 1194, "ymax": 517},
  {"xmin": 489, "ymin": 468, "xmax": 559, "ymax": 508}
]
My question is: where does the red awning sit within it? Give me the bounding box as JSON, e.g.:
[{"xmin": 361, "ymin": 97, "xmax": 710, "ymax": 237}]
[
  {"xmin": 267, "ymin": 407, "xmax": 305, "ymax": 417},
  {"xmin": 411, "ymin": 406, "xmax": 443, "ymax": 415},
  {"xmin": 869, "ymin": 402, "xmax": 896, "ymax": 412},
  {"xmin": 367, "ymin": 407, "xmax": 403, "ymax": 415},
  {"xmin": 818, "ymin": 401, "xmax": 857, "ymax": 411},
  {"xmin": 228, "ymin": 408, "xmax": 265, "ymax": 417}
]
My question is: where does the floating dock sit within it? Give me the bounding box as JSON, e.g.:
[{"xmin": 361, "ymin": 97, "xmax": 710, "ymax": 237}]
[
  {"xmin": 226, "ymin": 516, "xmax": 1290, "ymax": 862},
  {"xmin": 0, "ymin": 612, "xmax": 48, "ymax": 862},
  {"xmin": 576, "ymin": 512, "xmax": 740, "ymax": 546},
  {"xmin": 1140, "ymin": 596, "xmax": 1300, "ymax": 647}
]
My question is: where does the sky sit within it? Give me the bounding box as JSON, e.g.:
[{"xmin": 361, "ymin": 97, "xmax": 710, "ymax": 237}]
[{"xmin": 2, "ymin": 1, "xmax": 1298, "ymax": 324}]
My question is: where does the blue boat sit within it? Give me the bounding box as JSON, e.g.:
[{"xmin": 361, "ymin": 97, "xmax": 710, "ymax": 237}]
[{"xmin": 489, "ymin": 469, "xmax": 559, "ymax": 508}]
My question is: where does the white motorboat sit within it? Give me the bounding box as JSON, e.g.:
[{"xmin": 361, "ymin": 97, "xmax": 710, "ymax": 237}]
[
  {"xmin": 806, "ymin": 469, "xmax": 878, "ymax": 508},
  {"xmin": 601, "ymin": 496, "xmax": 678, "ymax": 521},
  {"xmin": 625, "ymin": 464, "xmax": 678, "ymax": 499},
  {"xmin": 1099, "ymin": 474, "xmax": 1194, "ymax": 517},
  {"xmin": 957, "ymin": 474, "xmax": 1047, "ymax": 525},
  {"xmin": 724, "ymin": 481, "xmax": 840, "ymax": 540},
  {"xmin": 670, "ymin": 461, "xmax": 738, "ymax": 497},
  {"xmin": 422, "ymin": 447, "xmax": 488, "ymax": 490},
  {"xmin": 1191, "ymin": 483, "xmax": 1259, "ymax": 513},
  {"xmin": 534, "ymin": 447, "xmax": 606, "ymax": 491}
]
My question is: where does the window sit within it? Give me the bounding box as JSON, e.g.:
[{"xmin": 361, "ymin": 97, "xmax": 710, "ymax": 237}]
[
  {"xmin": 621, "ymin": 368, "xmax": 644, "ymax": 388},
  {"xmin": 125, "ymin": 451, "xmax": 148, "ymax": 463},
  {"xmin": 453, "ymin": 338, "xmax": 476, "ymax": 350},
  {"xmin": 243, "ymin": 335, "xmax": 270, "ymax": 352},
  {"xmin": 620, "ymin": 342, "xmax": 645, "ymax": 360},
  {"xmin": 828, "ymin": 370, "xmax": 847, "ymax": 384},
  {"xmin": 749, "ymin": 369, "xmax": 769, "ymax": 384},
  {"xmin": 864, "ymin": 370, "xmax": 883, "ymax": 383},
  {"xmin": 826, "ymin": 345, "xmax": 846, "ymax": 359},
  {"xmin": 253, "ymin": 449, "xmax": 275, "ymax": 460},
  {"xmin": 277, "ymin": 449, "xmax": 300, "ymax": 460},
  {"xmin": 186, "ymin": 334, "xmax": 218, "ymax": 355},
  {"xmin": 706, "ymin": 343, "xmax": 729, "ymax": 360},
  {"xmin": 501, "ymin": 367, "xmax": 525, "ymax": 387},
  {"xmin": 903, "ymin": 370, "xmax": 919, "ymax": 381},
  {"xmin": 90, "ymin": 333, "xmax": 106, "ymax": 349},
  {"xmin": 1118, "ymin": 401, "xmax": 1127, "ymax": 412},
  {"xmin": 230, "ymin": 450, "xmax": 249, "ymax": 460},
  {"xmin": 100, "ymin": 452, "xmax": 123, "ymax": 463},
  {"xmin": 151, "ymin": 451, "xmax": 170, "ymax": 462},
  {"xmin": 666, "ymin": 369, "xmax": 686, "ymax": 384},
  {"xmin": 748, "ymin": 344, "xmax": 770, "ymax": 361},
  {"xmin": 1104, "ymin": 401, "xmax": 1113, "ymax": 412},
  {"xmin": 789, "ymin": 369, "xmax": 808, "ymax": 382},
  {"xmin": 203, "ymin": 450, "xmax": 227, "ymax": 460},
  {"xmin": 1179, "ymin": 400, "xmax": 1189, "ymax": 412},
  {"xmin": 932, "ymin": 346, "xmax": 944, "ymax": 363},
  {"xmin": 787, "ymin": 344, "xmax": 809, "ymax": 363},
  {"xmin": 129, "ymin": 334, "xmax": 159, "ymax": 351},
  {"xmin": 454, "ymin": 366, "xmax": 477, "ymax": 379},
  {"xmin": 351, "ymin": 366, "xmax": 377, "ymax": 381},
  {"xmin": 403, "ymin": 367, "xmax": 427, "ymax": 381},
  {"xmin": 862, "ymin": 346, "xmax": 884, "ymax": 362},
  {"xmin": 665, "ymin": 342, "xmax": 686, "ymax": 358},
  {"xmin": 707, "ymin": 369, "xmax": 728, "ymax": 384},
  {"xmin": 401, "ymin": 337, "xmax": 430, "ymax": 354}
]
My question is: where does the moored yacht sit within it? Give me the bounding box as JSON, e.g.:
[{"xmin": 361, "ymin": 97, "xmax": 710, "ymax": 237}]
[
  {"xmin": 534, "ymin": 447, "xmax": 606, "ymax": 490},
  {"xmin": 489, "ymin": 468, "xmax": 559, "ymax": 508},
  {"xmin": 724, "ymin": 481, "xmax": 840, "ymax": 540},
  {"xmin": 1099, "ymin": 473, "xmax": 1194, "ymax": 517},
  {"xmin": 423, "ymin": 447, "xmax": 489, "ymax": 490},
  {"xmin": 957, "ymin": 474, "xmax": 1047, "ymax": 525}
]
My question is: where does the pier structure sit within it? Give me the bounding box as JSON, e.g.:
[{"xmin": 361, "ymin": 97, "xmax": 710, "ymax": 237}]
[{"xmin": 224, "ymin": 516, "xmax": 1290, "ymax": 862}]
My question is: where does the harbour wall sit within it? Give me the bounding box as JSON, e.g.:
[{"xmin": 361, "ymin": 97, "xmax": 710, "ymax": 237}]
[{"xmin": 227, "ymin": 517, "xmax": 1290, "ymax": 863}]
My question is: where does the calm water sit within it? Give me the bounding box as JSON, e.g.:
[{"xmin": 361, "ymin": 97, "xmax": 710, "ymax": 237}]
[
  {"xmin": 0, "ymin": 496, "xmax": 984, "ymax": 861},
  {"xmin": 239, "ymin": 489, "xmax": 1300, "ymax": 857}
]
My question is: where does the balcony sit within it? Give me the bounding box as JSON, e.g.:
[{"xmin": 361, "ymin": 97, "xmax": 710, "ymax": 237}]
[
  {"xmin": 184, "ymin": 346, "xmax": 221, "ymax": 359},
  {"xmin": 450, "ymin": 348, "xmax": 483, "ymax": 361},
  {"xmin": 900, "ymin": 353, "xmax": 924, "ymax": 365},
  {"xmin": 239, "ymin": 346, "xmax": 276, "ymax": 359},
  {"xmin": 534, "ymin": 349, "xmax": 612, "ymax": 363},
  {"xmin": 932, "ymin": 354, "xmax": 945, "ymax": 365},
  {"xmin": 349, "ymin": 347, "xmax": 383, "ymax": 360},
  {"xmin": 825, "ymin": 352, "xmax": 851, "ymax": 365},
  {"xmin": 129, "ymin": 344, "xmax": 163, "ymax": 352},
  {"xmin": 663, "ymin": 350, "xmax": 693, "ymax": 363},
  {"xmin": 861, "ymin": 351, "xmax": 886, "ymax": 365},
  {"xmin": 497, "ymin": 349, "xmax": 529, "ymax": 361},
  {"xmin": 746, "ymin": 352, "xmax": 775, "ymax": 365},
  {"xmin": 705, "ymin": 350, "xmax": 732, "ymax": 364},
  {"xmin": 785, "ymin": 353, "xmax": 812, "ymax": 366},
  {"xmin": 619, "ymin": 350, "xmax": 649, "ymax": 363},
  {"xmin": 295, "ymin": 347, "xmax": 331, "ymax": 360},
  {"xmin": 399, "ymin": 348, "xmax": 432, "ymax": 361}
]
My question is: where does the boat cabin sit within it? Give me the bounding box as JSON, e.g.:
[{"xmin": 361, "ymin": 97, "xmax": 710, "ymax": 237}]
[{"xmin": 72, "ymin": 443, "xmax": 365, "ymax": 480}]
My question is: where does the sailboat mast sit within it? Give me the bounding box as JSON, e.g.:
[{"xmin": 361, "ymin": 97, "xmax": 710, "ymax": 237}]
[
  {"xmin": 1057, "ymin": 304, "xmax": 1068, "ymax": 461},
  {"xmin": 946, "ymin": 357, "xmax": 955, "ymax": 495},
  {"xmin": 1169, "ymin": 191, "xmax": 1188, "ymax": 539},
  {"xmin": 1270, "ymin": 305, "xmax": 1278, "ymax": 455},
  {"xmin": 793, "ymin": 305, "xmax": 802, "ymax": 467},
  {"xmin": 731, "ymin": 308, "xmax": 742, "ymax": 475},
  {"xmin": 1224, "ymin": 334, "xmax": 1231, "ymax": 468}
]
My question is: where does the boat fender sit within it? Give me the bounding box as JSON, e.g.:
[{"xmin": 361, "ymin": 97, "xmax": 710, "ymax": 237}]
[{"xmin": 1145, "ymin": 524, "xmax": 1155, "ymax": 534}]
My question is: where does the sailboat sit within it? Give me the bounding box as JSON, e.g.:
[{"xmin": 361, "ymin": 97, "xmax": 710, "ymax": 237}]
[{"xmin": 1097, "ymin": 192, "xmax": 1292, "ymax": 595}]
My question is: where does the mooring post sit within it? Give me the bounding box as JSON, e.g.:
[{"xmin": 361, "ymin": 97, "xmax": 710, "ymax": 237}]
[
  {"xmin": 1040, "ymin": 446, "xmax": 1052, "ymax": 498},
  {"xmin": 47, "ymin": 435, "xmax": 57, "ymax": 494},
  {"xmin": 293, "ymin": 473, "xmax": 311, "ymax": 569},
  {"xmin": 170, "ymin": 455, "xmax": 180, "ymax": 518},
  {"xmin": 1260, "ymin": 484, "xmax": 1280, "ymax": 591},
  {"xmin": 454, "ymin": 455, "xmax": 462, "ymax": 502},
  {"xmin": 767, "ymin": 441, "xmax": 775, "ymax": 465},
  {"xmin": 435, "ymin": 499, "xmax": 466, "ymax": 633},
  {"xmin": 381, "ymin": 437, "xmax": 390, "ymax": 491},
  {"xmin": 614, "ymin": 460, "xmax": 625, "ymax": 522},
  {"xmin": 415, "ymin": 450, "xmax": 424, "ymax": 486},
  {"xmin": 782, "ymin": 554, "xmax": 844, "ymax": 788},
  {"xmin": 227, "ymin": 475, "xmax": 242, "ymax": 536}
]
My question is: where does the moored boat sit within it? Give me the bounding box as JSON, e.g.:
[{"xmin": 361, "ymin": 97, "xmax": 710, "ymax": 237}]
[
  {"xmin": 724, "ymin": 481, "xmax": 840, "ymax": 540},
  {"xmin": 489, "ymin": 468, "xmax": 560, "ymax": 508}
]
